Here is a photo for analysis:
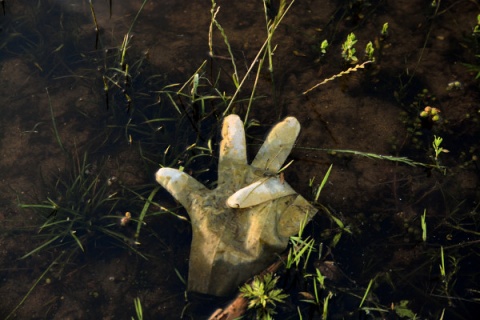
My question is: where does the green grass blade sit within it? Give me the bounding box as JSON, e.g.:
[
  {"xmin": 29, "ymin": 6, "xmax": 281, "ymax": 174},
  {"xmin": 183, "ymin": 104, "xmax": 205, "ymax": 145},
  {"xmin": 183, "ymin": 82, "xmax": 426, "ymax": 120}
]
[
  {"xmin": 315, "ymin": 164, "xmax": 333, "ymax": 203},
  {"xmin": 46, "ymin": 88, "xmax": 65, "ymax": 153},
  {"xmin": 359, "ymin": 278, "xmax": 374, "ymax": 308},
  {"xmin": 135, "ymin": 186, "xmax": 160, "ymax": 240},
  {"xmin": 21, "ymin": 235, "xmax": 61, "ymax": 259}
]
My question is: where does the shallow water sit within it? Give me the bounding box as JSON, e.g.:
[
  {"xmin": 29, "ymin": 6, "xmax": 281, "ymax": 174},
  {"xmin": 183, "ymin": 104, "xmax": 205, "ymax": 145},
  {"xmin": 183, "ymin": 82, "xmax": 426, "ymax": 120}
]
[{"xmin": 1, "ymin": 0, "xmax": 479, "ymax": 319}]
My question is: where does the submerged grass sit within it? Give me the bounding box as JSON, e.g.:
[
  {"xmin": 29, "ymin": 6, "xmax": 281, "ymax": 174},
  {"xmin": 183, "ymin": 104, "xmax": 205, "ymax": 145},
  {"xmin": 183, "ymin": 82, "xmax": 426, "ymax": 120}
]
[
  {"xmin": 19, "ymin": 151, "xmax": 148, "ymax": 260},
  {"xmin": 4, "ymin": 0, "xmax": 480, "ymax": 319}
]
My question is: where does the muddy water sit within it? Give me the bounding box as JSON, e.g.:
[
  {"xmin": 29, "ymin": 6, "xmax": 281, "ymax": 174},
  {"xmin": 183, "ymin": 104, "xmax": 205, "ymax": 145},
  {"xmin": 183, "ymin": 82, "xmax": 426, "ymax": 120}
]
[{"xmin": 1, "ymin": 0, "xmax": 479, "ymax": 319}]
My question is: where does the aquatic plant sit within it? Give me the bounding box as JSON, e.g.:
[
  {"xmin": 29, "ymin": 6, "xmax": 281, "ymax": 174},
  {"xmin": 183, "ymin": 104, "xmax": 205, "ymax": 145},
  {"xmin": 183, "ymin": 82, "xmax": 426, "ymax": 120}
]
[{"xmin": 20, "ymin": 151, "xmax": 146, "ymax": 260}]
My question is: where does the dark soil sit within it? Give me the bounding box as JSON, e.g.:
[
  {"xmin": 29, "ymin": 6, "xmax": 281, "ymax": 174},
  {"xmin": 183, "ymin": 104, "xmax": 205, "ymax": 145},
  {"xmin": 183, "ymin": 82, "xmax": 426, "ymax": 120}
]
[{"xmin": 1, "ymin": 0, "xmax": 479, "ymax": 319}]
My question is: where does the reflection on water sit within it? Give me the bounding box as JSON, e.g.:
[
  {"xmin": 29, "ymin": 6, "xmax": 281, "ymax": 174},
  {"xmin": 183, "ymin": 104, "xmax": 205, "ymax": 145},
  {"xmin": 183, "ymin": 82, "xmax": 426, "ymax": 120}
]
[{"xmin": 1, "ymin": 0, "xmax": 480, "ymax": 318}]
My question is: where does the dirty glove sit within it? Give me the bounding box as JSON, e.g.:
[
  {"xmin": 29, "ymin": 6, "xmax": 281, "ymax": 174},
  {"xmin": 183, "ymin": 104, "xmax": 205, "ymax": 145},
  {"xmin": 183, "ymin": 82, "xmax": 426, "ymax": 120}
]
[{"xmin": 156, "ymin": 114, "xmax": 317, "ymax": 296}]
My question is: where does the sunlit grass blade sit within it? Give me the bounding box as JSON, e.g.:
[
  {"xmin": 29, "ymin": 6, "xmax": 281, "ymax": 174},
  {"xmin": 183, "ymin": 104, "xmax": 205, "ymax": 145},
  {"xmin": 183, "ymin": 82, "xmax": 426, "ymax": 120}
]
[
  {"xmin": 134, "ymin": 186, "xmax": 160, "ymax": 240},
  {"xmin": 20, "ymin": 235, "xmax": 61, "ymax": 259},
  {"xmin": 299, "ymin": 147, "xmax": 442, "ymax": 169},
  {"xmin": 359, "ymin": 278, "xmax": 374, "ymax": 308},
  {"xmin": 315, "ymin": 164, "xmax": 333, "ymax": 203},
  {"xmin": 69, "ymin": 230, "xmax": 85, "ymax": 252},
  {"xmin": 133, "ymin": 297, "xmax": 144, "ymax": 320}
]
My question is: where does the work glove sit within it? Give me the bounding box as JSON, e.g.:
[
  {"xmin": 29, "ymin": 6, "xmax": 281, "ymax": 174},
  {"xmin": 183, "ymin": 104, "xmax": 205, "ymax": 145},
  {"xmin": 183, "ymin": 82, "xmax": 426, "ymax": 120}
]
[{"xmin": 156, "ymin": 114, "xmax": 317, "ymax": 296}]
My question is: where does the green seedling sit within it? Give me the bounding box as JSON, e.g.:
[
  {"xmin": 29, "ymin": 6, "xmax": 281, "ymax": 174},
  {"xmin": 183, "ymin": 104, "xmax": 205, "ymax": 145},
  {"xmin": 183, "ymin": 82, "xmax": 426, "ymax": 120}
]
[
  {"xmin": 315, "ymin": 268, "xmax": 326, "ymax": 290},
  {"xmin": 421, "ymin": 209, "xmax": 427, "ymax": 242},
  {"xmin": 317, "ymin": 203, "xmax": 351, "ymax": 248},
  {"xmin": 439, "ymin": 246, "xmax": 446, "ymax": 279},
  {"xmin": 132, "ymin": 297, "xmax": 143, "ymax": 320},
  {"xmin": 316, "ymin": 272, "xmax": 326, "ymax": 307},
  {"xmin": 437, "ymin": 250, "xmax": 460, "ymax": 299},
  {"xmin": 365, "ymin": 41, "xmax": 375, "ymax": 61},
  {"xmin": 433, "ymin": 135, "xmax": 449, "ymax": 160},
  {"xmin": 381, "ymin": 22, "xmax": 389, "ymax": 37},
  {"xmin": 393, "ymin": 300, "xmax": 417, "ymax": 319},
  {"xmin": 322, "ymin": 291, "xmax": 333, "ymax": 320},
  {"xmin": 473, "ymin": 14, "xmax": 480, "ymax": 35},
  {"xmin": 240, "ymin": 273, "xmax": 289, "ymax": 319},
  {"xmin": 320, "ymin": 39, "xmax": 329, "ymax": 54},
  {"xmin": 341, "ymin": 32, "xmax": 358, "ymax": 63}
]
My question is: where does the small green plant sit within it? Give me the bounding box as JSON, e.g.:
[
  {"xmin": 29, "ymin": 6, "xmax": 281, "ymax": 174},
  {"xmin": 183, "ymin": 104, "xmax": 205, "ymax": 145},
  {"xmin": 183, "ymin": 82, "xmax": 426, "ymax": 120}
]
[
  {"xmin": 432, "ymin": 135, "xmax": 449, "ymax": 160},
  {"xmin": 286, "ymin": 164, "xmax": 330, "ymax": 270},
  {"xmin": 132, "ymin": 297, "xmax": 143, "ymax": 320},
  {"xmin": 365, "ymin": 41, "xmax": 375, "ymax": 61},
  {"xmin": 473, "ymin": 14, "xmax": 480, "ymax": 36},
  {"xmin": 341, "ymin": 32, "xmax": 358, "ymax": 63},
  {"xmin": 302, "ymin": 266, "xmax": 328, "ymax": 309},
  {"xmin": 322, "ymin": 291, "xmax": 333, "ymax": 320},
  {"xmin": 393, "ymin": 300, "xmax": 418, "ymax": 319},
  {"xmin": 381, "ymin": 22, "xmax": 389, "ymax": 37},
  {"xmin": 240, "ymin": 273, "xmax": 289, "ymax": 319},
  {"xmin": 421, "ymin": 209, "xmax": 427, "ymax": 242},
  {"xmin": 286, "ymin": 212, "xmax": 316, "ymax": 269},
  {"xmin": 439, "ymin": 246, "xmax": 446, "ymax": 279},
  {"xmin": 320, "ymin": 39, "xmax": 329, "ymax": 54},
  {"xmin": 20, "ymin": 152, "xmax": 146, "ymax": 260}
]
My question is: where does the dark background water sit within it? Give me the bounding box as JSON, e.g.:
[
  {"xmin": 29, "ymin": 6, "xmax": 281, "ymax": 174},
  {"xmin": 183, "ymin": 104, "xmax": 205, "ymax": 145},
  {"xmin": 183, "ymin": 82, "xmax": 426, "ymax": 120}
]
[{"xmin": 1, "ymin": 0, "xmax": 479, "ymax": 319}]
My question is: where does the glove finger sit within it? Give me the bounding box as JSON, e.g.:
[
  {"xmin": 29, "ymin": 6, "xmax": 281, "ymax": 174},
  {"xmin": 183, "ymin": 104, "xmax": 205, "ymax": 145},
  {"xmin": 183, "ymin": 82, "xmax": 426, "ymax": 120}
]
[
  {"xmin": 218, "ymin": 114, "xmax": 247, "ymax": 184},
  {"xmin": 226, "ymin": 176, "xmax": 296, "ymax": 208},
  {"xmin": 156, "ymin": 168, "xmax": 207, "ymax": 209},
  {"xmin": 278, "ymin": 195, "xmax": 318, "ymax": 238},
  {"xmin": 251, "ymin": 117, "xmax": 300, "ymax": 173}
]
